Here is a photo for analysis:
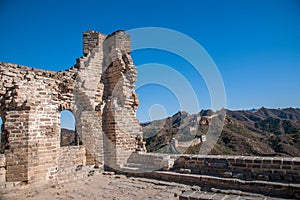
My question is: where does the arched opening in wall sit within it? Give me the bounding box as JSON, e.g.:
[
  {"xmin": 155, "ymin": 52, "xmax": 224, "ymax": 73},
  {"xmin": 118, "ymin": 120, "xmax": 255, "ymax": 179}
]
[
  {"xmin": 60, "ymin": 110, "xmax": 81, "ymax": 146},
  {"xmin": 0, "ymin": 114, "xmax": 6, "ymax": 154}
]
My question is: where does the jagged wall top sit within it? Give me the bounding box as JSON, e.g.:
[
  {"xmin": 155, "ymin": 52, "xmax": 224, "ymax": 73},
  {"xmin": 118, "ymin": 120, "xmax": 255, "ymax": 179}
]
[
  {"xmin": 0, "ymin": 29, "xmax": 143, "ymax": 184},
  {"xmin": 83, "ymin": 30, "xmax": 131, "ymax": 57},
  {"xmin": 83, "ymin": 30, "xmax": 106, "ymax": 56}
]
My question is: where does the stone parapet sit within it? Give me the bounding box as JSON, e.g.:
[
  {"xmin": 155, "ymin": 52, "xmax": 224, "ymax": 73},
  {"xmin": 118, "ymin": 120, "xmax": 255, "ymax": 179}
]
[
  {"xmin": 125, "ymin": 153, "xmax": 300, "ymax": 183},
  {"xmin": 173, "ymin": 155, "xmax": 300, "ymax": 183}
]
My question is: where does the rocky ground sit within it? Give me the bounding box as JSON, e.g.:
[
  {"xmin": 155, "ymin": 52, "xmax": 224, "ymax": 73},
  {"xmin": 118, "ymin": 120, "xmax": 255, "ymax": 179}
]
[{"xmin": 0, "ymin": 172, "xmax": 287, "ymax": 200}]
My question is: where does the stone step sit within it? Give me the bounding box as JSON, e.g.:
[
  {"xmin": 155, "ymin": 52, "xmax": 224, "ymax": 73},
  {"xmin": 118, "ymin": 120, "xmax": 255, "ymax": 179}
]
[
  {"xmin": 179, "ymin": 190, "xmax": 281, "ymax": 200},
  {"xmin": 119, "ymin": 170, "xmax": 300, "ymax": 199},
  {"xmin": 121, "ymin": 163, "xmax": 161, "ymax": 173}
]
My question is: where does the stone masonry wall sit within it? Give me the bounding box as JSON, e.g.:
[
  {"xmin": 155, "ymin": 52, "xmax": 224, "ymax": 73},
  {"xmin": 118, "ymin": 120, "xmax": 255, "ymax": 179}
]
[
  {"xmin": 56, "ymin": 146, "xmax": 86, "ymax": 183},
  {"xmin": 0, "ymin": 30, "xmax": 143, "ymax": 184},
  {"xmin": 124, "ymin": 152, "xmax": 300, "ymax": 198},
  {"xmin": 0, "ymin": 62, "xmax": 77, "ymax": 183},
  {"xmin": 0, "ymin": 154, "xmax": 5, "ymax": 182},
  {"xmin": 74, "ymin": 30, "xmax": 106, "ymax": 167},
  {"xmin": 127, "ymin": 152, "xmax": 300, "ymax": 183},
  {"xmin": 102, "ymin": 31, "xmax": 142, "ymax": 169},
  {"xmin": 174, "ymin": 155, "xmax": 300, "ymax": 183}
]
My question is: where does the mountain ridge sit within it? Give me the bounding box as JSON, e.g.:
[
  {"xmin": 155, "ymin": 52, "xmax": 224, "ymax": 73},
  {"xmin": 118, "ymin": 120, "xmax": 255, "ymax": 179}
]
[{"xmin": 141, "ymin": 107, "xmax": 300, "ymax": 157}]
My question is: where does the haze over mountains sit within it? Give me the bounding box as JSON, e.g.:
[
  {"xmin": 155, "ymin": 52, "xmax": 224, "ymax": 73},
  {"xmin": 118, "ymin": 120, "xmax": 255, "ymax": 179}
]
[{"xmin": 141, "ymin": 107, "xmax": 300, "ymax": 157}]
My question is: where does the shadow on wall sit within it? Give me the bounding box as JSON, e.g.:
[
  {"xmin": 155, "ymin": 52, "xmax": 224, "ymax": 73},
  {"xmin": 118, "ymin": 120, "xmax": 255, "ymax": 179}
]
[{"xmin": 60, "ymin": 110, "xmax": 81, "ymax": 146}]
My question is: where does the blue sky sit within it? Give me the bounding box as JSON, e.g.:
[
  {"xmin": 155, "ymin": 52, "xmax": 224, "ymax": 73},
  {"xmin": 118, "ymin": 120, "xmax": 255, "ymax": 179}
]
[{"xmin": 0, "ymin": 0, "xmax": 300, "ymax": 124}]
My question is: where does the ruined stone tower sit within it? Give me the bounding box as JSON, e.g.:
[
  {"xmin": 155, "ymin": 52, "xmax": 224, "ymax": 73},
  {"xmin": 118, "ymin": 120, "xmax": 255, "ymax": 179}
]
[{"xmin": 0, "ymin": 30, "xmax": 143, "ymax": 184}]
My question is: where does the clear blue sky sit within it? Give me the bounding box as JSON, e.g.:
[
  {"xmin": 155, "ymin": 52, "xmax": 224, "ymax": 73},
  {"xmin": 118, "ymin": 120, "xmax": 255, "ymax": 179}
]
[{"xmin": 0, "ymin": 0, "xmax": 300, "ymax": 123}]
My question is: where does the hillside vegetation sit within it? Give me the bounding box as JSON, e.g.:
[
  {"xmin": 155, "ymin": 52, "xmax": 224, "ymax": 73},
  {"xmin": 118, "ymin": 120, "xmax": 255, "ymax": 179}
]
[{"xmin": 141, "ymin": 107, "xmax": 300, "ymax": 157}]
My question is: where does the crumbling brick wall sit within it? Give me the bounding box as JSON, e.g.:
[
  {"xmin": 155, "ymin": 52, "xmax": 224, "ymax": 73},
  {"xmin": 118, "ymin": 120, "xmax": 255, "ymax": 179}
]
[
  {"xmin": 0, "ymin": 63, "xmax": 75, "ymax": 183},
  {"xmin": 0, "ymin": 30, "xmax": 143, "ymax": 184},
  {"xmin": 102, "ymin": 31, "xmax": 141, "ymax": 169}
]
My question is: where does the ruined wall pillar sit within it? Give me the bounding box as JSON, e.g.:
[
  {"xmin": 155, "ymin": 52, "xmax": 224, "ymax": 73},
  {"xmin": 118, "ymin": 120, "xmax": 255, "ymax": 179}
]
[
  {"xmin": 5, "ymin": 110, "xmax": 30, "ymax": 182},
  {"xmin": 17, "ymin": 80, "xmax": 60, "ymax": 183},
  {"xmin": 74, "ymin": 30, "xmax": 106, "ymax": 167},
  {"xmin": 102, "ymin": 31, "xmax": 143, "ymax": 169}
]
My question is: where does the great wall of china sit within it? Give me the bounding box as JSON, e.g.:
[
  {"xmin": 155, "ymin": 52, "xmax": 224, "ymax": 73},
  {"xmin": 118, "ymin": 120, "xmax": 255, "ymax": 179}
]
[{"xmin": 0, "ymin": 30, "xmax": 299, "ymax": 199}]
